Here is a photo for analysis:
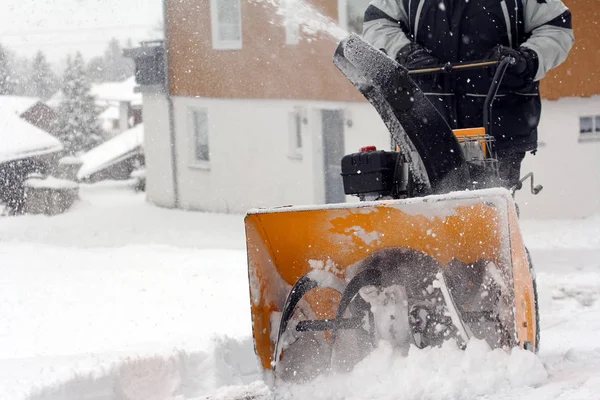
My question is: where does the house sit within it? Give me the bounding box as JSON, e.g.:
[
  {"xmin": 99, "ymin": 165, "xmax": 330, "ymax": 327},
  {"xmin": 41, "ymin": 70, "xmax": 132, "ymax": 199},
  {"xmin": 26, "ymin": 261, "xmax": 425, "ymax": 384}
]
[
  {"xmin": 0, "ymin": 109, "xmax": 64, "ymax": 213},
  {"xmin": 0, "ymin": 95, "xmax": 59, "ymax": 136},
  {"xmin": 48, "ymin": 77, "xmax": 143, "ymax": 137},
  {"xmin": 126, "ymin": 0, "xmax": 599, "ymax": 220},
  {"xmin": 0, "ymin": 110, "xmax": 63, "ymax": 164},
  {"xmin": 126, "ymin": 0, "xmax": 388, "ymax": 214}
]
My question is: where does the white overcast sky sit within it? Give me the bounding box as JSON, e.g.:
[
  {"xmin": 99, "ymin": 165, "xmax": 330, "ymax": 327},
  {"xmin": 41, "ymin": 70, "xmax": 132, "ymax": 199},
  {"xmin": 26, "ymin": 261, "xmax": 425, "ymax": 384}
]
[{"xmin": 1, "ymin": 0, "xmax": 164, "ymax": 64}]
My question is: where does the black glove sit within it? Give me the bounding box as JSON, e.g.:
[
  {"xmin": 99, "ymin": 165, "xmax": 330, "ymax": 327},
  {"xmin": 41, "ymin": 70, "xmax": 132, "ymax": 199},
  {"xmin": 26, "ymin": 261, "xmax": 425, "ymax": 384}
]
[
  {"xmin": 396, "ymin": 42, "xmax": 440, "ymax": 70},
  {"xmin": 486, "ymin": 45, "xmax": 539, "ymax": 81}
]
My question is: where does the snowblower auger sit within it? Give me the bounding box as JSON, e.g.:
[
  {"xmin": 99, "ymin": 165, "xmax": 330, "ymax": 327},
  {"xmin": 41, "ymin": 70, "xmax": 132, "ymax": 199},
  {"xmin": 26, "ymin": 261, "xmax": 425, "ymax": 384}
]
[{"xmin": 244, "ymin": 33, "xmax": 539, "ymax": 385}]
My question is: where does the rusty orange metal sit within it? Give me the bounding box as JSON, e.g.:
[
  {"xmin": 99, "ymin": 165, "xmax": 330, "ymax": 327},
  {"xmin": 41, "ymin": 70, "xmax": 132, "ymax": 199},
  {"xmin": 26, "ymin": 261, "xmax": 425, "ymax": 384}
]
[{"xmin": 245, "ymin": 189, "xmax": 536, "ymax": 371}]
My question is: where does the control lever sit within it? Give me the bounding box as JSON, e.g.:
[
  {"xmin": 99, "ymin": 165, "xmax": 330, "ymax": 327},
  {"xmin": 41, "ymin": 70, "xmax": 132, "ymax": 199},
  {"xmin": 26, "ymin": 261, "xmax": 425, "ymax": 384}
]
[{"xmin": 512, "ymin": 172, "xmax": 543, "ymax": 196}]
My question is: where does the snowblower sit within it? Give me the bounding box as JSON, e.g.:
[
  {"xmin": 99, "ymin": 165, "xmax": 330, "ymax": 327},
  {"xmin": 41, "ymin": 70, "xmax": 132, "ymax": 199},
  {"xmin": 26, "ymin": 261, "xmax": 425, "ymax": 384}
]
[{"xmin": 244, "ymin": 33, "xmax": 542, "ymax": 386}]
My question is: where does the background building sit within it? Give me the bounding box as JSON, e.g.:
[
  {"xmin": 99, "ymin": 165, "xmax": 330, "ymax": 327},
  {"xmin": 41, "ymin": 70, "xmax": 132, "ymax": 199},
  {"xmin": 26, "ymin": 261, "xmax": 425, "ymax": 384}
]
[{"xmin": 127, "ymin": 0, "xmax": 599, "ymax": 220}]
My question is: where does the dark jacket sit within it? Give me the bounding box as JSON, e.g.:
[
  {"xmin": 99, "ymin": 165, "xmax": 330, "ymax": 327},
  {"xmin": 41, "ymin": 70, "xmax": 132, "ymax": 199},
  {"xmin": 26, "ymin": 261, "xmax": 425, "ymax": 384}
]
[{"xmin": 362, "ymin": 0, "xmax": 574, "ymax": 152}]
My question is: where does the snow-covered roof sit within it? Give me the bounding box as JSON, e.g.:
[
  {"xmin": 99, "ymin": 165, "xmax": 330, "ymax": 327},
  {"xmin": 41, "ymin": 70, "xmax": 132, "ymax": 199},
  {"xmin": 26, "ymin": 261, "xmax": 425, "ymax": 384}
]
[
  {"xmin": 48, "ymin": 76, "xmax": 141, "ymax": 108},
  {"xmin": 0, "ymin": 110, "xmax": 63, "ymax": 164},
  {"xmin": 77, "ymin": 123, "xmax": 143, "ymax": 180},
  {"xmin": 0, "ymin": 95, "xmax": 41, "ymax": 116},
  {"xmin": 46, "ymin": 91, "xmax": 62, "ymax": 108},
  {"xmin": 24, "ymin": 176, "xmax": 79, "ymax": 190},
  {"xmin": 93, "ymin": 76, "xmax": 141, "ymax": 103},
  {"xmin": 98, "ymin": 105, "xmax": 120, "ymax": 120}
]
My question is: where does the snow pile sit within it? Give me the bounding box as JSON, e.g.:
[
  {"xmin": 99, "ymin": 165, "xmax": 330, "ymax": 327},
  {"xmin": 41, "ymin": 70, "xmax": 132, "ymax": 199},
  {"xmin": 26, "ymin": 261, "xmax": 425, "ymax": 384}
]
[
  {"xmin": 77, "ymin": 123, "xmax": 143, "ymax": 180},
  {"xmin": 0, "ymin": 240, "xmax": 252, "ymax": 399},
  {"xmin": 0, "ymin": 95, "xmax": 40, "ymax": 115},
  {"xmin": 25, "ymin": 336, "xmax": 262, "ymax": 400},
  {"xmin": 0, "ymin": 110, "xmax": 63, "ymax": 163},
  {"xmin": 275, "ymin": 339, "xmax": 548, "ymax": 400},
  {"xmin": 24, "ymin": 176, "xmax": 79, "ymax": 189}
]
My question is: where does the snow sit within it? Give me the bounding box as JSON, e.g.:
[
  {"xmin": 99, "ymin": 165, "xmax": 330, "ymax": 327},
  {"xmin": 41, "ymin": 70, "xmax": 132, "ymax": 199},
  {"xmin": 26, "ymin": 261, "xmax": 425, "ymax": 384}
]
[
  {"xmin": 92, "ymin": 76, "xmax": 141, "ymax": 104},
  {"xmin": 345, "ymin": 225, "xmax": 381, "ymax": 245},
  {"xmin": 247, "ymin": 187, "xmax": 514, "ymax": 214},
  {"xmin": 130, "ymin": 167, "xmax": 146, "ymax": 178},
  {"xmin": 98, "ymin": 104, "xmax": 120, "ymax": 120},
  {"xmin": 58, "ymin": 156, "xmax": 83, "ymax": 165},
  {"xmin": 76, "ymin": 123, "xmax": 143, "ymax": 180},
  {"xmin": 275, "ymin": 339, "xmax": 548, "ymax": 399},
  {"xmin": 0, "ymin": 95, "xmax": 41, "ymax": 116},
  {"xmin": 24, "ymin": 176, "xmax": 79, "ymax": 189},
  {"xmin": 1, "ymin": 181, "xmax": 599, "ymax": 400},
  {"xmin": 0, "ymin": 182, "xmax": 250, "ymax": 399},
  {"xmin": 48, "ymin": 76, "xmax": 141, "ymax": 109},
  {"xmin": 305, "ymin": 270, "xmax": 345, "ymax": 292},
  {"xmin": 307, "ymin": 258, "xmax": 343, "ymax": 275},
  {"xmin": 0, "ymin": 110, "xmax": 63, "ymax": 163}
]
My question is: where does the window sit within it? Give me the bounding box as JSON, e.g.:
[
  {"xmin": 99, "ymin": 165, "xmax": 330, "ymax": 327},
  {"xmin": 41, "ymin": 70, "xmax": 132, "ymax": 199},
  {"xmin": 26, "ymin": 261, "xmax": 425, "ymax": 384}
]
[
  {"xmin": 580, "ymin": 116, "xmax": 593, "ymax": 134},
  {"xmin": 579, "ymin": 116, "xmax": 600, "ymax": 142},
  {"xmin": 191, "ymin": 109, "xmax": 210, "ymax": 163},
  {"xmin": 288, "ymin": 108, "xmax": 304, "ymax": 159},
  {"xmin": 211, "ymin": 0, "xmax": 242, "ymax": 50},
  {"xmin": 339, "ymin": 0, "xmax": 372, "ymax": 34},
  {"xmin": 283, "ymin": 0, "xmax": 300, "ymax": 45}
]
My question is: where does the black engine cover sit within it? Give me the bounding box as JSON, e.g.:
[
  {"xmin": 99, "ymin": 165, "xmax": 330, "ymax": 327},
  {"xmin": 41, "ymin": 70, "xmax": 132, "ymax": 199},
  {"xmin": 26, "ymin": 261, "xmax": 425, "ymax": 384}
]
[{"xmin": 341, "ymin": 150, "xmax": 400, "ymax": 197}]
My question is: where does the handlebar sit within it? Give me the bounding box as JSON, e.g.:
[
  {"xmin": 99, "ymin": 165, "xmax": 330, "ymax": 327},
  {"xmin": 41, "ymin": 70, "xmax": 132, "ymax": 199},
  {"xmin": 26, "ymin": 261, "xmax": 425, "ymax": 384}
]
[
  {"xmin": 406, "ymin": 56, "xmax": 516, "ymax": 138},
  {"xmin": 407, "ymin": 60, "xmax": 499, "ymax": 76},
  {"xmin": 484, "ymin": 56, "xmax": 515, "ymax": 138}
]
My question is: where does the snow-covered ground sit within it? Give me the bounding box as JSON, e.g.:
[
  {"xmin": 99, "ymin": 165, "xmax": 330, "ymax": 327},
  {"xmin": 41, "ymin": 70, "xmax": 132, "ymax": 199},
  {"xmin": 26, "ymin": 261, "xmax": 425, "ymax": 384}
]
[{"xmin": 1, "ymin": 181, "xmax": 599, "ymax": 399}]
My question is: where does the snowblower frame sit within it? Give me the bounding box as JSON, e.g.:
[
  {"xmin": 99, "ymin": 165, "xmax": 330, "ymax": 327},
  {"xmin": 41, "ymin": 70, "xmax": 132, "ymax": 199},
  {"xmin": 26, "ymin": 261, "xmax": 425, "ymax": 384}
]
[{"xmin": 244, "ymin": 34, "xmax": 540, "ymax": 384}]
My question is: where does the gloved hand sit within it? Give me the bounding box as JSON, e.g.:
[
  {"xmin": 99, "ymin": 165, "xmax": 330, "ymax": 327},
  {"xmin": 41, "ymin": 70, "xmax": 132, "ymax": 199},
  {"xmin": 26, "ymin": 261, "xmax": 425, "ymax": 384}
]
[
  {"xmin": 396, "ymin": 42, "xmax": 440, "ymax": 70},
  {"xmin": 486, "ymin": 45, "xmax": 539, "ymax": 81}
]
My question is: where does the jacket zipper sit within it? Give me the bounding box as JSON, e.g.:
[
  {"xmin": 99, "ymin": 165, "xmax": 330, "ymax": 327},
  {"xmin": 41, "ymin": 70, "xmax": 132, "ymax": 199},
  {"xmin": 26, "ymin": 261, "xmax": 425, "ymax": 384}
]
[
  {"xmin": 408, "ymin": 0, "xmax": 412, "ymax": 31},
  {"xmin": 413, "ymin": 0, "xmax": 426, "ymax": 42},
  {"xmin": 514, "ymin": 0, "xmax": 520, "ymax": 45},
  {"xmin": 500, "ymin": 0, "xmax": 513, "ymax": 48}
]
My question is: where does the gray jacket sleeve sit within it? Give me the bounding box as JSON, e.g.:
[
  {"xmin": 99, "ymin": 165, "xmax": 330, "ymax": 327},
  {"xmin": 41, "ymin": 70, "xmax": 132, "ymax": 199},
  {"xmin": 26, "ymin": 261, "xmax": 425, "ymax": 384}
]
[
  {"xmin": 361, "ymin": 0, "xmax": 411, "ymax": 58},
  {"xmin": 520, "ymin": 0, "xmax": 575, "ymax": 81}
]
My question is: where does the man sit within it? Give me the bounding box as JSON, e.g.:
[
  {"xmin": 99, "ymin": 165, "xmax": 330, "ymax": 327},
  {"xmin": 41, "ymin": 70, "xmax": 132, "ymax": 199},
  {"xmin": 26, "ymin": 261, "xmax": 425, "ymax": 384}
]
[{"xmin": 362, "ymin": 0, "xmax": 574, "ymax": 188}]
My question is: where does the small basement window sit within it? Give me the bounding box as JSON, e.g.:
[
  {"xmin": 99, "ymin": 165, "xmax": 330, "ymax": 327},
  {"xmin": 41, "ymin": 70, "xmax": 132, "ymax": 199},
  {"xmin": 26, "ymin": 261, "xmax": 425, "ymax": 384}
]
[
  {"xmin": 211, "ymin": 0, "xmax": 242, "ymax": 50},
  {"xmin": 190, "ymin": 108, "xmax": 210, "ymax": 163}
]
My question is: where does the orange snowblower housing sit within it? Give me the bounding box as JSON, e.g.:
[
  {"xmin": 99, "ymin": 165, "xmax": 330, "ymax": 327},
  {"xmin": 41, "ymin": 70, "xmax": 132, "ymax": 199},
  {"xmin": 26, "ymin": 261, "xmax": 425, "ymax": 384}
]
[{"xmin": 245, "ymin": 189, "xmax": 538, "ymax": 372}]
